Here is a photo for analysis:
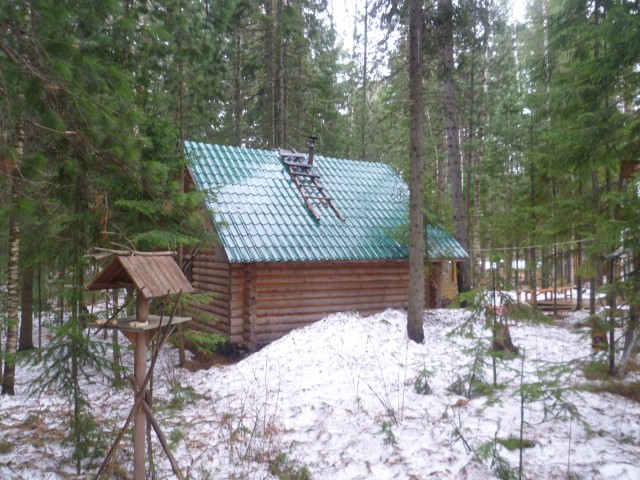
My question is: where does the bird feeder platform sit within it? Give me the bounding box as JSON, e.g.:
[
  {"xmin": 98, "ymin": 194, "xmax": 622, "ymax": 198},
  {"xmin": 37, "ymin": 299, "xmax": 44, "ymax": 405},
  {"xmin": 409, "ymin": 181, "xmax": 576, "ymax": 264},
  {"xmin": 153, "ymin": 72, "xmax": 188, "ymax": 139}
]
[{"xmin": 94, "ymin": 314, "xmax": 191, "ymax": 341}]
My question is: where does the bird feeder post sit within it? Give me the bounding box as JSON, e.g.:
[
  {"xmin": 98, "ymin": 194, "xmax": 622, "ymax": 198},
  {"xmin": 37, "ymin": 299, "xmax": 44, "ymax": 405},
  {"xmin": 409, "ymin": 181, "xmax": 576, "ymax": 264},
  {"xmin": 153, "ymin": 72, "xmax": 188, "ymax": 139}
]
[{"xmin": 133, "ymin": 292, "xmax": 149, "ymax": 480}]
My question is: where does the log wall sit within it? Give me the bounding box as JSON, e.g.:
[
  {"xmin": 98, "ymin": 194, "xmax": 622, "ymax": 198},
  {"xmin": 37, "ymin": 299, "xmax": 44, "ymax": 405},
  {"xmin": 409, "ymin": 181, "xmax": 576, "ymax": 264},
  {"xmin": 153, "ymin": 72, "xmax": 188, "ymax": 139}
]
[
  {"xmin": 189, "ymin": 247, "xmax": 244, "ymax": 344},
  {"xmin": 190, "ymin": 255, "xmax": 462, "ymax": 348},
  {"xmin": 242, "ymin": 260, "xmax": 411, "ymax": 345}
]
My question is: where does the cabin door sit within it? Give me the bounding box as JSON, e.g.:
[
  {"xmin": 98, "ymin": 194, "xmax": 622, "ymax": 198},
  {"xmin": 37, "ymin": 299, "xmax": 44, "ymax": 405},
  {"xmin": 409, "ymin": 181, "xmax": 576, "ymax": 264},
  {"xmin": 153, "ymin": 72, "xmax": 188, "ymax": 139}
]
[{"xmin": 425, "ymin": 262, "xmax": 442, "ymax": 308}]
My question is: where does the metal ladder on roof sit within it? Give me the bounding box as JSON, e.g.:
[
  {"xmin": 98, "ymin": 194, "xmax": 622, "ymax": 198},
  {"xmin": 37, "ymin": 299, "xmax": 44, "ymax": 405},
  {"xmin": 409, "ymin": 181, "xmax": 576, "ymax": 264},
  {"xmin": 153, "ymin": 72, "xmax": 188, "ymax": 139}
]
[
  {"xmin": 278, "ymin": 149, "xmax": 344, "ymax": 222},
  {"xmin": 181, "ymin": 245, "xmax": 199, "ymax": 282}
]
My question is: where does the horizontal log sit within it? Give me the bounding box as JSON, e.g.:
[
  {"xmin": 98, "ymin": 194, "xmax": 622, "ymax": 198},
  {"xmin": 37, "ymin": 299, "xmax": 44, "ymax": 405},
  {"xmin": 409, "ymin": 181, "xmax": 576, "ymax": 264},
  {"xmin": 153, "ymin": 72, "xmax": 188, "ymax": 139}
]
[
  {"xmin": 195, "ymin": 256, "xmax": 226, "ymax": 265},
  {"xmin": 238, "ymin": 309, "xmax": 395, "ymax": 345},
  {"xmin": 256, "ymin": 265, "xmax": 409, "ymax": 277},
  {"xmin": 229, "ymin": 316, "xmax": 244, "ymax": 328},
  {"xmin": 253, "ymin": 307, "xmax": 396, "ymax": 333},
  {"xmin": 192, "ymin": 274, "xmax": 230, "ymax": 287},
  {"xmin": 256, "ymin": 295, "xmax": 408, "ymax": 312},
  {"xmin": 253, "ymin": 309, "xmax": 399, "ymax": 327},
  {"xmin": 207, "ymin": 301, "xmax": 231, "ymax": 313},
  {"xmin": 255, "ymin": 289, "xmax": 408, "ymax": 303},
  {"xmin": 188, "ymin": 320, "xmax": 229, "ymax": 336},
  {"xmin": 188, "ymin": 302, "xmax": 230, "ymax": 317},
  {"xmin": 257, "ymin": 275, "xmax": 409, "ymax": 293},
  {"xmin": 256, "ymin": 267, "xmax": 410, "ymax": 278},
  {"xmin": 256, "ymin": 260, "xmax": 407, "ymax": 272},
  {"xmin": 189, "ymin": 290, "xmax": 230, "ymax": 304},
  {"xmin": 192, "ymin": 265, "xmax": 229, "ymax": 278},
  {"xmin": 192, "ymin": 302, "xmax": 230, "ymax": 319},
  {"xmin": 192, "ymin": 271, "xmax": 230, "ymax": 285},
  {"xmin": 230, "ymin": 288, "xmax": 243, "ymax": 300},
  {"xmin": 193, "ymin": 257, "xmax": 229, "ymax": 267},
  {"xmin": 191, "ymin": 280, "xmax": 230, "ymax": 295},
  {"xmin": 198, "ymin": 303, "xmax": 229, "ymax": 317},
  {"xmin": 230, "ymin": 324, "xmax": 243, "ymax": 336},
  {"xmin": 195, "ymin": 248, "xmax": 225, "ymax": 259},
  {"xmin": 256, "ymin": 283, "xmax": 408, "ymax": 296},
  {"xmin": 253, "ymin": 322, "xmax": 317, "ymax": 335}
]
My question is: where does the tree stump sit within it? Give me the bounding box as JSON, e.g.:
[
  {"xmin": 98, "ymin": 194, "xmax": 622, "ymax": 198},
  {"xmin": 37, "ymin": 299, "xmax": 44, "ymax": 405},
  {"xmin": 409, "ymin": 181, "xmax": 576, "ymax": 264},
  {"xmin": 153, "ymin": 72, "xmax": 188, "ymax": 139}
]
[{"xmin": 492, "ymin": 324, "xmax": 519, "ymax": 355}]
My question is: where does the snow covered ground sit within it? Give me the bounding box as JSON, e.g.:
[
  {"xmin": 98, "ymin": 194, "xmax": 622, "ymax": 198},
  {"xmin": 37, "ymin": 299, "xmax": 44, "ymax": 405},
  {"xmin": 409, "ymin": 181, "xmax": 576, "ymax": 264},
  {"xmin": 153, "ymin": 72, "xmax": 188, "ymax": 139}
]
[{"xmin": 1, "ymin": 307, "xmax": 639, "ymax": 479}]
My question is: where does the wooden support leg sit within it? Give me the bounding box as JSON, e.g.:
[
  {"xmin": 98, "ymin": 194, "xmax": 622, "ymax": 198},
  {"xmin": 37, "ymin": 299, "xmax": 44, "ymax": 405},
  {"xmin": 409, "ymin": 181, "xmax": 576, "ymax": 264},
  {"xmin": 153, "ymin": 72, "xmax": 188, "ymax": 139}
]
[
  {"xmin": 139, "ymin": 396, "xmax": 185, "ymax": 480},
  {"xmin": 134, "ymin": 332, "xmax": 147, "ymax": 480}
]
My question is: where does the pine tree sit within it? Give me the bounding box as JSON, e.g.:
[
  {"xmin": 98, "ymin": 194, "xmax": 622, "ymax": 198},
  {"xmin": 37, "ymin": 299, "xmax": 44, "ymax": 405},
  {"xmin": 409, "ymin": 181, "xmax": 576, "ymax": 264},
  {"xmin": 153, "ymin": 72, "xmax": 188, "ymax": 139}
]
[
  {"xmin": 439, "ymin": 0, "xmax": 471, "ymax": 292},
  {"xmin": 408, "ymin": 0, "xmax": 425, "ymax": 343}
]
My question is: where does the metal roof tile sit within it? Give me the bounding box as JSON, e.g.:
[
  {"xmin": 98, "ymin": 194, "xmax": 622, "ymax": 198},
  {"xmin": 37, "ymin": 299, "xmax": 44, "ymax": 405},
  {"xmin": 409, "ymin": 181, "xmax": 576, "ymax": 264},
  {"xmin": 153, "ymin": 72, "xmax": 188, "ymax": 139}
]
[{"xmin": 185, "ymin": 141, "xmax": 468, "ymax": 263}]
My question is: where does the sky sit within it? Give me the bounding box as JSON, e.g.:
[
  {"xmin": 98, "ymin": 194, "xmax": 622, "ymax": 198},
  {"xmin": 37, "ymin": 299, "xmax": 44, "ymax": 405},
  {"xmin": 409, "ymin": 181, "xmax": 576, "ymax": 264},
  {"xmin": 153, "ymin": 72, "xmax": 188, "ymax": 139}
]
[{"xmin": 329, "ymin": 0, "xmax": 528, "ymax": 52}]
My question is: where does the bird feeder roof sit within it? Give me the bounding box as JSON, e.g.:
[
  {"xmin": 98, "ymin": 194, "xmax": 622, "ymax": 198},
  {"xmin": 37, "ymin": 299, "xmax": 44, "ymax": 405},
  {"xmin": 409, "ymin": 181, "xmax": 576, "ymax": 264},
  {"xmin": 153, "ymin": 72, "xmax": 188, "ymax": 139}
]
[{"xmin": 87, "ymin": 254, "xmax": 194, "ymax": 299}]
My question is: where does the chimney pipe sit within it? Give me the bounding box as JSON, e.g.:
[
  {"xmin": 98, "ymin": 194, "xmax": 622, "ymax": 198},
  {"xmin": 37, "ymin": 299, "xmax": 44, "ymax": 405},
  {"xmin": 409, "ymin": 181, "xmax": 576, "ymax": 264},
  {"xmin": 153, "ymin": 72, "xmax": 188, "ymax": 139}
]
[{"xmin": 307, "ymin": 136, "xmax": 317, "ymax": 166}]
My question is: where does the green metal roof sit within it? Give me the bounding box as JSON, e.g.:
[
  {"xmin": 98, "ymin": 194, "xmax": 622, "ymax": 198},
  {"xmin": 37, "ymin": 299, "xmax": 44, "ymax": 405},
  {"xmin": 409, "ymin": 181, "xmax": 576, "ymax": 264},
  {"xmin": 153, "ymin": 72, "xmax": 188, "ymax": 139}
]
[{"xmin": 184, "ymin": 141, "xmax": 469, "ymax": 263}]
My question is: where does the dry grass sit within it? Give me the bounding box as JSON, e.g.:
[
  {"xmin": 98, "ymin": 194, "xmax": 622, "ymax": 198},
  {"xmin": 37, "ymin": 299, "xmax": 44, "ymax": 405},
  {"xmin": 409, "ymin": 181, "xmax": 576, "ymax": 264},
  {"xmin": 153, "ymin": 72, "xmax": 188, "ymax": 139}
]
[
  {"xmin": 589, "ymin": 381, "xmax": 640, "ymax": 403},
  {"xmin": 581, "ymin": 360, "xmax": 640, "ymax": 403}
]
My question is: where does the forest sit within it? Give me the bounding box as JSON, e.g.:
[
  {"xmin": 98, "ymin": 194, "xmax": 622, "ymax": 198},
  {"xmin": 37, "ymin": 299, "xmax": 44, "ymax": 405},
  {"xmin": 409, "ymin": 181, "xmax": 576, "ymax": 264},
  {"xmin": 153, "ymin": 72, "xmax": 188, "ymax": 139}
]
[{"xmin": 1, "ymin": 0, "xmax": 639, "ymax": 478}]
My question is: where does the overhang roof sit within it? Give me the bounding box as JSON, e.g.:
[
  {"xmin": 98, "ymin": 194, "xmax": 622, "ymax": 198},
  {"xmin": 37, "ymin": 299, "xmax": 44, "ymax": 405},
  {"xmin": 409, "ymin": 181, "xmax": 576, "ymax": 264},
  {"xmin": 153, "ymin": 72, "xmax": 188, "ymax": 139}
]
[
  {"xmin": 185, "ymin": 141, "xmax": 469, "ymax": 263},
  {"xmin": 87, "ymin": 255, "xmax": 195, "ymax": 298}
]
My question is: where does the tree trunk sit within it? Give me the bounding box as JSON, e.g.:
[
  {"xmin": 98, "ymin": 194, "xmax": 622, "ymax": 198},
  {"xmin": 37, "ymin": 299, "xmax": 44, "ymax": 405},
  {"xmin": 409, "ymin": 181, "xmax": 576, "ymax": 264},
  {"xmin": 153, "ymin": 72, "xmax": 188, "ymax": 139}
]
[
  {"xmin": 233, "ymin": 18, "xmax": 243, "ymax": 146},
  {"xmin": 436, "ymin": 110, "xmax": 447, "ymax": 197},
  {"xmin": 472, "ymin": 135, "xmax": 482, "ymax": 288},
  {"xmin": 407, "ymin": 0, "xmax": 425, "ymax": 343},
  {"xmin": 2, "ymin": 121, "xmax": 23, "ymax": 396},
  {"xmin": 360, "ymin": 0, "xmax": 369, "ymax": 161},
  {"xmin": 576, "ymin": 231, "xmax": 583, "ymax": 310},
  {"xmin": 111, "ymin": 290, "xmax": 121, "ymax": 383},
  {"xmin": 19, "ymin": 265, "xmax": 35, "ymax": 351},
  {"xmin": 472, "ymin": 40, "xmax": 488, "ymax": 289},
  {"xmin": 264, "ymin": 0, "xmax": 276, "ymax": 146},
  {"xmin": 620, "ymin": 250, "xmax": 639, "ymax": 371},
  {"xmin": 440, "ymin": 0, "xmax": 470, "ymax": 293},
  {"xmin": 274, "ymin": 0, "xmax": 285, "ymax": 147}
]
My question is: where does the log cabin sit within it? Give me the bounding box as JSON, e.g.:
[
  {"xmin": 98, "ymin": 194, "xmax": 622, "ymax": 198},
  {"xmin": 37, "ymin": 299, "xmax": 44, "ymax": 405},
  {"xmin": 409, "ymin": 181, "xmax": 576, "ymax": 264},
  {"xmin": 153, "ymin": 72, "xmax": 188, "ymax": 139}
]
[{"xmin": 184, "ymin": 140, "xmax": 469, "ymax": 348}]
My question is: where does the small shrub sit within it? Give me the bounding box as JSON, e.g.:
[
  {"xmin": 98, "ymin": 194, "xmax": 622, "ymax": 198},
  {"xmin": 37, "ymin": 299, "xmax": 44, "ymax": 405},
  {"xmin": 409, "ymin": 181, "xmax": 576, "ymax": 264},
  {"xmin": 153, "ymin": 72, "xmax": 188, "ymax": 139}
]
[
  {"xmin": 21, "ymin": 414, "xmax": 41, "ymax": 428},
  {"xmin": 476, "ymin": 439, "xmax": 517, "ymax": 480},
  {"xmin": 169, "ymin": 428, "xmax": 184, "ymax": 450},
  {"xmin": 30, "ymin": 437, "xmax": 45, "ymax": 448},
  {"xmin": 497, "ymin": 436, "xmax": 536, "ymax": 451},
  {"xmin": 65, "ymin": 411, "xmax": 107, "ymax": 464},
  {"xmin": 195, "ymin": 466, "xmax": 214, "ymax": 480},
  {"xmin": 164, "ymin": 383, "xmax": 202, "ymax": 411},
  {"xmin": 582, "ymin": 361, "xmax": 610, "ymax": 381},
  {"xmin": 181, "ymin": 330, "xmax": 227, "ymax": 358},
  {"xmin": 268, "ymin": 452, "xmax": 312, "ymax": 480},
  {"xmin": 414, "ymin": 368, "xmax": 433, "ymax": 395},
  {"xmin": 448, "ymin": 375, "xmax": 502, "ymax": 399},
  {"xmin": 0, "ymin": 441, "xmax": 14, "ymax": 455},
  {"xmin": 380, "ymin": 421, "xmax": 396, "ymax": 445}
]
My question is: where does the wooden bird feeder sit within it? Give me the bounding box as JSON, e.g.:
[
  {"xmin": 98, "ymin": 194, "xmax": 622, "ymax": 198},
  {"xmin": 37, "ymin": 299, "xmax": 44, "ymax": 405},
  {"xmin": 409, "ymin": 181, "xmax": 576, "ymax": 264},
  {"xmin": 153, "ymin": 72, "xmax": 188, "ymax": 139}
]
[{"xmin": 87, "ymin": 253, "xmax": 194, "ymax": 480}]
